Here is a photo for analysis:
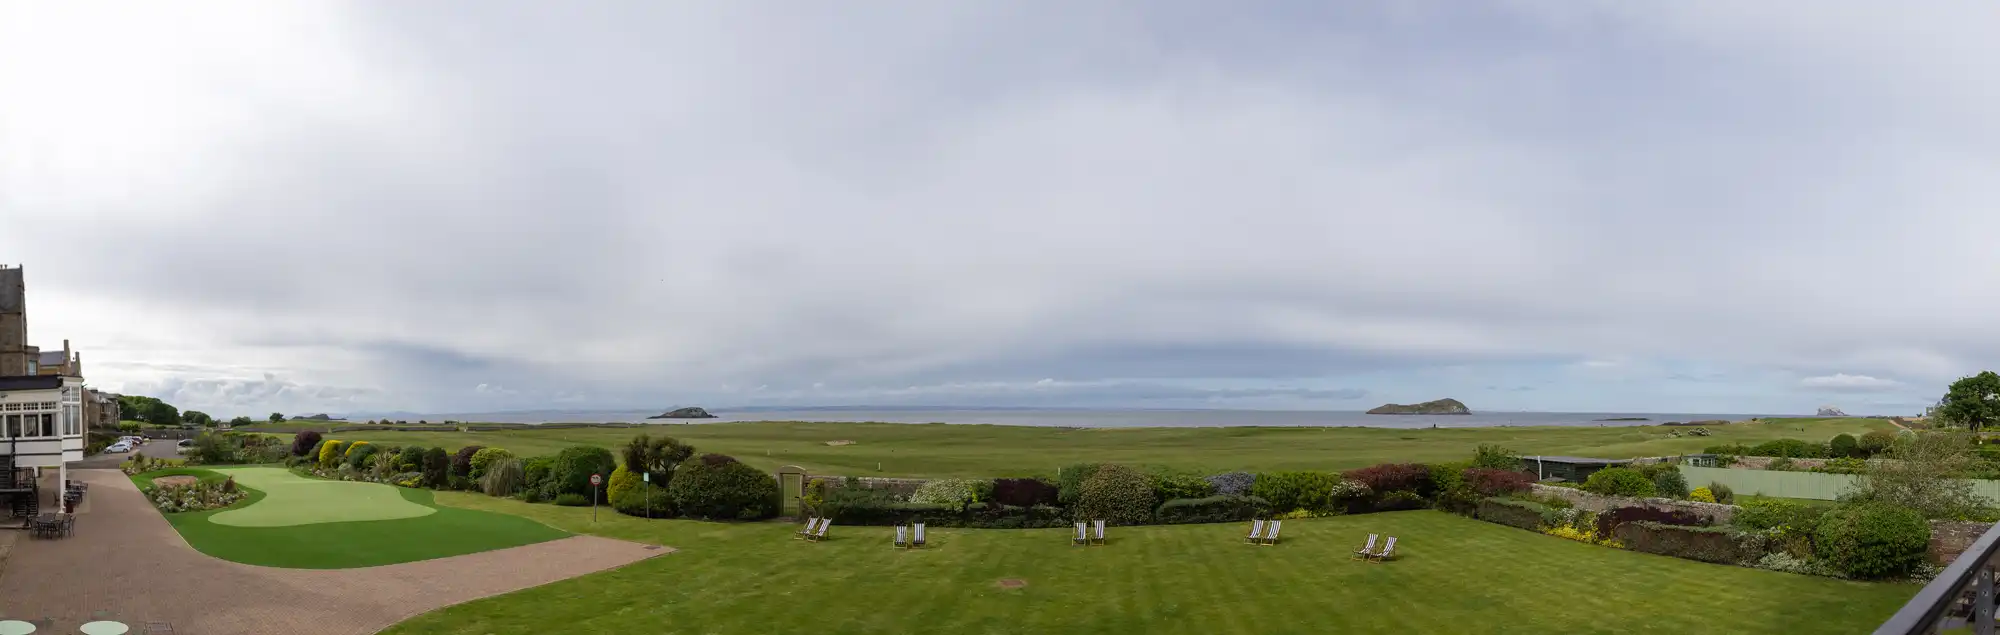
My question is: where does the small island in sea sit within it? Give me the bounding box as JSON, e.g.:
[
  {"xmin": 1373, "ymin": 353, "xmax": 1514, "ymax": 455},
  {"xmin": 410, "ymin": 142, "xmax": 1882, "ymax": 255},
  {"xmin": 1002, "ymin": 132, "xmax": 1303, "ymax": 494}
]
[
  {"xmin": 1595, "ymin": 417, "xmax": 1650, "ymax": 421},
  {"xmin": 1365, "ymin": 398, "xmax": 1471, "ymax": 415},
  {"xmin": 648, "ymin": 407, "xmax": 717, "ymax": 419}
]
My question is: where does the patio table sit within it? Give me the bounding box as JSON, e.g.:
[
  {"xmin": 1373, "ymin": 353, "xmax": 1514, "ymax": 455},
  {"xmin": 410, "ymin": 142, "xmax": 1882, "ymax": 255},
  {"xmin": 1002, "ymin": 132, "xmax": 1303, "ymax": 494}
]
[
  {"xmin": 80, "ymin": 621, "xmax": 129, "ymax": 635},
  {"xmin": 0, "ymin": 619, "xmax": 36, "ymax": 634}
]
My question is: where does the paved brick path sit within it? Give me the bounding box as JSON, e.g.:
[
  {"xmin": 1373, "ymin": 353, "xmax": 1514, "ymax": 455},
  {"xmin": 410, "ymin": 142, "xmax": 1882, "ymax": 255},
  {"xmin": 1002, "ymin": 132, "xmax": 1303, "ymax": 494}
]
[{"xmin": 0, "ymin": 469, "xmax": 669, "ymax": 634}]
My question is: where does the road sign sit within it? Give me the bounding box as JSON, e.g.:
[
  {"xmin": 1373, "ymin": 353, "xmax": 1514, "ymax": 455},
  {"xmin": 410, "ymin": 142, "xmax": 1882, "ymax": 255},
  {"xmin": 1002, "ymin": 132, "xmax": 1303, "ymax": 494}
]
[
  {"xmin": 643, "ymin": 472, "xmax": 650, "ymax": 482},
  {"xmin": 590, "ymin": 473, "xmax": 602, "ymax": 487}
]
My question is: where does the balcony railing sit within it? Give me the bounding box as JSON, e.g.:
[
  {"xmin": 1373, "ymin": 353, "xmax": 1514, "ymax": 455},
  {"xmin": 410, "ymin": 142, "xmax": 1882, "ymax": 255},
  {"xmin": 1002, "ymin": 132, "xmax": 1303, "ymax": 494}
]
[{"xmin": 1878, "ymin": 520, "xmax": 2000, "ymax": 634}]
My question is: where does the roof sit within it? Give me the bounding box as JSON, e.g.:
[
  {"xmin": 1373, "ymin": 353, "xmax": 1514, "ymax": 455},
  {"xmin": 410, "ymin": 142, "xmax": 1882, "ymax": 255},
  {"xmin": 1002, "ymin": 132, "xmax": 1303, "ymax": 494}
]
[
  {"xmin": 1522, "ymin": 456, "xmax": 1632, "ymax": 466},
  {"xmin": 0, "ymin": 375, "xmax": 63, "ymax": 391}
]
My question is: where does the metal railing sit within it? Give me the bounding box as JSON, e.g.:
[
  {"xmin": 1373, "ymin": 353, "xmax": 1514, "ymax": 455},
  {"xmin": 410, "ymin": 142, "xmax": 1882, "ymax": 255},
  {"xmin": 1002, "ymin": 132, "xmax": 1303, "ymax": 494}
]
[{"xmin": 1878, "ymin": 520, "xmax": 2000, "ymax": 634}]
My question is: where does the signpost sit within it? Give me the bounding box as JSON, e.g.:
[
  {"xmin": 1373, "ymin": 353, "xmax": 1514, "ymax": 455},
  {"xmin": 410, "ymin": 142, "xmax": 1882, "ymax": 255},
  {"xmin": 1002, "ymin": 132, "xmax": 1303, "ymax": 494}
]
[
  {"xmin": 590, "ymin": 473, "xmax": 603, "ymax": 522},
  {"xmin": 643, "ymin": 472, "xmax": 651, "ymax": 518}
]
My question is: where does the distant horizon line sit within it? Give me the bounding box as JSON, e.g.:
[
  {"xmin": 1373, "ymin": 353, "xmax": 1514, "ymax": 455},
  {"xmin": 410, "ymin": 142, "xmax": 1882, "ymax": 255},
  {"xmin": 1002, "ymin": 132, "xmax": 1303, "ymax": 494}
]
[{"xmin": 311, "ymin": 404, "xmax": 1894, "ymax": 418}]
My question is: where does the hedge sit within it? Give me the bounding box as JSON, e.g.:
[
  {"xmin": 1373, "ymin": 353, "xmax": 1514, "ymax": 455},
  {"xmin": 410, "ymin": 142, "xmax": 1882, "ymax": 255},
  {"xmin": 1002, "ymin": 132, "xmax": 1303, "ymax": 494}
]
[
  {"xmin": 1815, "ymin": 503, "xmax": 1929, "ymax": 579},
  {"xmin": 612, "ymin": 486, "xmax": 675, "ymax": 519},
  {"xmin": 1594, "ymin": 505, "xmax": 1708, "ymax": 537},
  {"xmin": 991, "ymin": 478, "xmax": 1059, "ymax": 508},
  {"xmin": 344, "ymin": 443, "xmax": 379, "ymax": 470},
  {"xmin": 1206, "ymin": 471, "xmax": 1255, "ymax": 496},
  {"xmin": 667, "ymin": 455, "xmax": 781, "ymax": 520},
  {"xmin": 469, "ymin": 447, "xmax": 514, "ymax": 479},
  {"xmin": 1074, "ymin": 464, "xmax": 1156, "ymax": 525},
  {"xmin": 1156, "ymin": 495, "xmax": 1270, "ymax": 525},
  {"xmin": 1476, "ymin": 497, "xmax": 1550, "ymax": 532},
  {"xmin": 550, "ymin": 446, "xmax": 618, "ymax": 497},
  {"xmin": 1251, "ymin": 471, "xmax": 1340, "ymax": 514},
  {"xmin": 1614, "ymin": 521, "xmax": 1768, "ymax": 565}
]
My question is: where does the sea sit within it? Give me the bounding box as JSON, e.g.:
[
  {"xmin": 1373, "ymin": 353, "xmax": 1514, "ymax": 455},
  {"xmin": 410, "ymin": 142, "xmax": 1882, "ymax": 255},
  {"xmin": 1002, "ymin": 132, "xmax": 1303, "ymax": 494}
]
[{"xmin": 389, "ymin": 408, "xmax": 1797, "ymax": 429}]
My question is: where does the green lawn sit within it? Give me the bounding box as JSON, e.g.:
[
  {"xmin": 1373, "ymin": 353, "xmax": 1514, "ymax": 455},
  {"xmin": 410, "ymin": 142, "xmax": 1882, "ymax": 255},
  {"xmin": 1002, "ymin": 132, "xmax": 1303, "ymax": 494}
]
[
  {"xmin": 384, "ymin": 494, "xmax": 1916, "ymax": 635},
  {"xmin": 331, "ymin": 417, "xmax": 1898, "ymax": 478},
  {"xmin": 207, "ymin": 467, "xmax": 434, "ymax": 527},
  {"xmin": 133, "ymin": 467, "xmax": 570, "ymax": 568}
]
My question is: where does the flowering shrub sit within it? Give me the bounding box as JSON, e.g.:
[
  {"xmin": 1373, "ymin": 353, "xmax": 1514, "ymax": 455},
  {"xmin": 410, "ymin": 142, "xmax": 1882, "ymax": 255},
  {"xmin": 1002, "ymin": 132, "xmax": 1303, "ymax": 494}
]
[
  {"xmin": 1328, "ymin": 479, "xmax": 1372, "ymax": 503},
  {"xmin": 1074, "ymin": 464, "xmax": 1156, "ymax": 525},
  {"xmin": 1342, "ymin": 463, "xmax": 1434, "ymax": 497},
  {"xmin": 147, "ymin": 479, "xmax": 245, "ymax": 513},
  {"xmin": 318, "ymin": 440, "xmax": 345, "ymax": 469},
  {"xmin": 1689, "ymin": 487, "xmax": 1716, "ymax": 503},
  {"xmin": 911, "ymin": 478, "xmax": 984, "ymax": 510},
  {"xmin": 1542, "ymin": 523, "xmax": 1623, "ymax": 548},
  {"xmin": 1754, "ymin": 552, "xmax": 1842, "ymax": 578},
  {"xmin": 1205, "ymin": 471, "xmax": 1255, "ymax": 496}
]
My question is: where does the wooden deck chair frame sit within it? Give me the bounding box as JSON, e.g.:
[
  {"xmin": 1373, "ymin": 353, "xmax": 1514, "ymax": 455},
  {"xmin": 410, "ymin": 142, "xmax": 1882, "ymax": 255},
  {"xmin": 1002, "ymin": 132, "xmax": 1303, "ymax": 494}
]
[
  {"xmin": 794, "ymin": 516, "xmax": 821, "ymax": 540},
  {"xmin": 912, "ymin": 522, "xmax": 927, "ymax": 549},
  {"xmin": 1350, "ymin": 533, "xmax": 1378, "ymax": 560},
  {"xmin": 894, "ymin": 525, "xmax": 909, "ymax": 549},
  {"xmin": 1243, "ymin": 519, "xmax": 1266, "ymax": 545},
  {"xmin": 1072, "ymin": 522, "xmax": 1088, "ymax": 546},
  {"xmin": 1368, "ymin": 536, "xmax": 1398, "ymax": 563},
  {"xmin": 1090, "ymin": 520, "xmax": 1106, "ymax": 546},
  {"xmin": 806, "ymin": 518, "xmax": 832, "ymax": 543},
  {"xmin": 1259, "ymin": 519, "xmax": 1283, "ymax": 546}
]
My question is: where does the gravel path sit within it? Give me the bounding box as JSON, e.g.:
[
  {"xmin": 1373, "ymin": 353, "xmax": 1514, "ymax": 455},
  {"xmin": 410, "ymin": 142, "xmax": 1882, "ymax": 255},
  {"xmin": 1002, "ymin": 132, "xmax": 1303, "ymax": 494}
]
[{"xmin": 0, "ymin": 468, "xmax": 669, "ymax": 634}]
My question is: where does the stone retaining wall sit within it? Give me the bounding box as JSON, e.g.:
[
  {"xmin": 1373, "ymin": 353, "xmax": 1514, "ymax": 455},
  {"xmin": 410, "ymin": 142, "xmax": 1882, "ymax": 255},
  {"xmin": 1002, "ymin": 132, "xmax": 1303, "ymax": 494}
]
[
  {"xmin": 1929, "ymin": 520, "xmax": 1994, "ymax": 565},
  {"xmin": 1730, "ymin": 456, "xmax": 1831, "ymax": 470},
  {"xmin": 812, "ymin": 475, "xmax": 930, "ymax": 498},
  {"xmin": 1527, "ymin": 484, "xmax": 1737, "ymax": 524}
]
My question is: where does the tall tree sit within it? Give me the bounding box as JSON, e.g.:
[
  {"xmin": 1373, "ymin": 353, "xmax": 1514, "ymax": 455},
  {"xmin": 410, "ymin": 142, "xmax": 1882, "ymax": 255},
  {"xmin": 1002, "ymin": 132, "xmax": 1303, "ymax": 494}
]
[
  {"xmin": 182, "ymin": 411, "xmax": 214, "ymax": 427},
  {"xmin": 269, "ymin": 412, "xmax": 286, "ymax": 423},
  {"xmin": 621, "ymin": 434, "xmax": 695, "ymax": 483},
  {"xmin": 1939, "ymin": 371, "xmax": 2000, "ymax": 434}
]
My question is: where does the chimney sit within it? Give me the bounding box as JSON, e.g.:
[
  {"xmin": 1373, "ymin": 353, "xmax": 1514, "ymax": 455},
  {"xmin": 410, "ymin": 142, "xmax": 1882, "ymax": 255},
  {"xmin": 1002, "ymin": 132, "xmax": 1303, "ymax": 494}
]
[{"xmin": 63, "ymin": 339, "xmax": 71, "ymax": 374}]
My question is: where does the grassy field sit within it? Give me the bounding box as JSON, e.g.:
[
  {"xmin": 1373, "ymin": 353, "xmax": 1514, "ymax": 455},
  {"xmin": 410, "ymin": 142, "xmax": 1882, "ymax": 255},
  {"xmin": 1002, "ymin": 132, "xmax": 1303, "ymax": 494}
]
[
  {"xmin": 133, "ymin": 467, "xmax": 569, "ymax": 568},
  {"xmin": 328, "ymin": 417, "xmax": 1898, "ymax": 478},
  {"xmin": 383, "ymin": 494, "xmax": 1915, "ymax": 635}
]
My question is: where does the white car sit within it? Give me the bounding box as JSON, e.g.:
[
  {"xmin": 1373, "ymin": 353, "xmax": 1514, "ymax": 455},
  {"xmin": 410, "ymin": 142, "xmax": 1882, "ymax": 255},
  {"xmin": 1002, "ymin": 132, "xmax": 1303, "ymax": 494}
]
[{"xmin": 105, "ymin": 441, "xmax": 133, "ymax": 453}]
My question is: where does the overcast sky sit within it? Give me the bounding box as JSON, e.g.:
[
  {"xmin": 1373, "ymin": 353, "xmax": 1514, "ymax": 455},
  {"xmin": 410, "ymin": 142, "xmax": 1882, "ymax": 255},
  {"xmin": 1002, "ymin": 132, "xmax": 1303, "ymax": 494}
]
[{"xmin": 3, "ymin": 1, "xmax": 1996, "ymax": 418}]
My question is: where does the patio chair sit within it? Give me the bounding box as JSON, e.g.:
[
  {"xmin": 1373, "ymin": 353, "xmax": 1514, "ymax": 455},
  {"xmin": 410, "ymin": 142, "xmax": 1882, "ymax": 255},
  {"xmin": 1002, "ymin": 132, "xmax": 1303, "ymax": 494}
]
[
  {"xmin": 805, "ymin": 519, "xmax": 832, "ymax": 543},
  {"xmin": 1072, "ymin": 522, "xmax": 1088, "ymax": 546},
  {"xmin": 1243, "ymin": 519, "xmax": 1266, "ymax": 545},
  {"xmin": 1260, "ymin": 520, "xmax": 1283, "ymax": 546},
  {"xmin": 1351, "ymin": 533, "xmax": 1378, "ymax": 560},
  {"xmin": 794, "ymin": 517, "xmax": 821, "ymax": 540},
  {"xmin": 62, "ymin": 514, "xmax": 75, "ymax": 538},
  {"xmin": 1090, "ymin": 520, "xmax": 1106, "ymax": 546},
  {"xmin": 894, "ymin": 525, "xmax": 909, "ymax": 549},
  {"xmin": 1368, "ymin": 536, "xmax": 1398, "ymax": 563},
  {"xmin": 912, "ymin": 523, "xmax": 927, "ymax": 549}
]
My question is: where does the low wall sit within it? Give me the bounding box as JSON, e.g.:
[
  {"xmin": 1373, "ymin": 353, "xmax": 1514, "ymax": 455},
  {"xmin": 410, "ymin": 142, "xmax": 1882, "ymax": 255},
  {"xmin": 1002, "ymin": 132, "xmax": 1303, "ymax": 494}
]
[
  {"xmin": 1528, "ymin": 484, "xmax": 1736, "ymax": 525},
  {"xmin": 1929, "ymin": 520, "xmax": 1995, "ymax": 565},
  {"xmin": 1681, "ymin": 466, "xmax": 2000, "ymax": 504},
  {"xmin": 1730, "ymin": 456, "xmax": 1831, "ymax": 470}
]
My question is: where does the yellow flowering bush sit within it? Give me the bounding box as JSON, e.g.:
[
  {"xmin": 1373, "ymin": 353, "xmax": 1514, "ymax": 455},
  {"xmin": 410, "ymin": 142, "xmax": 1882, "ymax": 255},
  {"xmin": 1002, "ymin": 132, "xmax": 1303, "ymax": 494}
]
[
  {"xmin": 1690, "ymin": 487, "xmax": 1716, "ymax": 503},
  {"xmin": 1542, "ymin": 523, "xmax": 1625, "ymax": 548},
  {"xmin": 344, "ymin": 440, "xmax": 370, "ymax": 456},
  {"xmin": 318, "ymin": 440, "xmax": 345, "ymax": 468}
]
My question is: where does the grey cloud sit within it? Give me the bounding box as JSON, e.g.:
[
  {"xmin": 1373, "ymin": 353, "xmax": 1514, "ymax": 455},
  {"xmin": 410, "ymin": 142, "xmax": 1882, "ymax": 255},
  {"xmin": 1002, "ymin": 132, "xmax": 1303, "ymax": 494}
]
[{"xmin": 5, "ymin": 2, "xmax": 2000, "ymax": 412}]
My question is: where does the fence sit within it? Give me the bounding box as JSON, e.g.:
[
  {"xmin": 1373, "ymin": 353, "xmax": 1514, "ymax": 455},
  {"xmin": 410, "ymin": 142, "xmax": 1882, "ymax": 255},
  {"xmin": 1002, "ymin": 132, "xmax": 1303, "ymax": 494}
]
[{"xmin": 1679, "ymin": 466, "xmax": 2000, "ymax": 504}]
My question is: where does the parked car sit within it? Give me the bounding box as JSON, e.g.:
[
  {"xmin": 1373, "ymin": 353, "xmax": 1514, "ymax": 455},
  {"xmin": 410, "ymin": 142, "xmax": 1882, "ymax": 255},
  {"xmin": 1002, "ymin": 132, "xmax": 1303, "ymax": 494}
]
[{"xmin": 105, "ymin": 441, "xmax": 133, "ymax": 453}]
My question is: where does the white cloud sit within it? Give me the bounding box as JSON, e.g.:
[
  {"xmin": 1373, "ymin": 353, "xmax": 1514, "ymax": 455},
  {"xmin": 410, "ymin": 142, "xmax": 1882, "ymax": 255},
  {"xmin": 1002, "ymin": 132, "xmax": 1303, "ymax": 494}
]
[{"xmin": 1799, "ymin": 374, "xmax": 1902, "ymax": 393}]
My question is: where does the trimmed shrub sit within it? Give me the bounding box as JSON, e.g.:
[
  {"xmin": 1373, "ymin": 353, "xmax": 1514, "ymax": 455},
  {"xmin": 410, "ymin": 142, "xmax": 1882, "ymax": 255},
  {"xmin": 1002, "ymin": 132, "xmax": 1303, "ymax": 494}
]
[
  {"xmin": 344, "ymin": 443, "xmax": 379, "ymax": 471},
  {"xmin": 667, "ymin": 455, "xmax": 781, "ymax": 520},
  {"xmin": 1858, "ymin": 430, "xmax": 1897, "ymax": 456},
  {"xmin": 1615, "ymin": 521, "xmax": 1765, "ymax": 565},
  {"xmin": 1156, "ymin": 495, "xmax": 1271, "ymax": 524},
  {"xmin": 554, "ymin": 493, "xmax": 591, "ymax": 507},
  {"xmin": 550, "ymin": 446, "xmax": 619, "ymax": 497},
  {"xmin": 451, "ymin": 445, "xmax": 484, "ymax": 478},
  {"xmin": 469, "ymin": 447, "xmax": 514, "ymax": 479},
  {"xmin": 698, "ymin": 453, "xmax": 739, "ymax": 467},
  {"xmin": 1813, "ymin": 457, "xmax": 1868, "ymax": 474},
  {"xmin": 421, "ymin": 447, "xmax": 449, "ymax": 488},
  {"xmin": 290, "ymin": 430, "xmax": 323, "ymax": 457},
  {"xmin": 612, "ymin": 486, "xmax": 675, "ymax": 518},
  {"xmin": 394, "ymin": 445, "xmax": 425, "ymax": 472},
  {"xmin": 1708, "ymin": 482, "xmax": 1735, "ymax": 505},
  {"xmin": 1750, "ymin": 438, "xmax": 1826, "ymax": 458},
  {"xmin": 1074, "ymin": 464, "xmax": 1155, "ymax": 525},
  {"xmin": 1251, "ymin": 471, "xmax": 1340, "ymax": 514},
  {"xmin": 317, "ymin": 440, "xmax": 345, "ymax": 469},
  {"xmin": 1375, "ymin": 490, "xmax": 1427, "ymax": 511},
  {"xmin": 1594, "ymin": 505, "xmax": 1708, "ymax": 537},
  {"xmin": 1465, "ymin": 468, "xmax": 1534, "ymax": 497},
  {"xmin": 815, "ymin": 485, "xmax": 902, "ymax": 524},
  {"xmin": 1735, "ymin": 499, "xmax": 1828, "ymax": 531},
  {"xmin": 1206, "ymin": 471, "xmax": 1255, "ymax": 496},
  {"xmin": 1342, "ymin": 463, "xmax": 1434, "ymax": 498},
  {"xmin": 1582, "ymin": 468, "xmax": 1656, "ymax": 498},
  {"xmin": 1057, "ymin": 463, "xmax": 1104, "ymax": 505},
  {"xmin": 991, "ymin": 478, "xmax": 1059, "ymax": 508},
  {"xmin": 607, "ymin": 465, "xmax": 640, "ymax": 503},
  {"xmin": 1830, "ymin": 434, "xmax": 1860, "ymax": 458},
  {"xmin": 344, "ymin": 440, "xmax": 370, "ymax": 456},
  {"xmin": 1815, "ymin": 503, "xmax": 1929, "ymax": 579},
  {"xmin": 910, "ymin": 478, "xmax": 984, "ymax": 511},
  {"xmin": 1477, "ymin": 497, "xmax": 1551, "ymax": 531},
  {"xmin": 1690, "ymin": 487, "xmax": 1716, "ymax": 503},
  {"xmin": 1149, "ymin": 471, "xmax": 1217, "ymax": 505},
  {"xmin": 1652, "ymin": 468, "xmax": 1690, "ymax": 499},
  {"xmin": 481, "ymin": 458, "xmax": 525, "ymax": 496}
]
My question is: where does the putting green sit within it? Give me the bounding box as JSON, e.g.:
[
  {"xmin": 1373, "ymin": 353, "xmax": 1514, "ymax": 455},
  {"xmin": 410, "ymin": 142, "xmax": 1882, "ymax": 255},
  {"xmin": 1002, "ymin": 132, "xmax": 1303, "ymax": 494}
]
[{"xmin": 206, "ymin": 467, "xmax": 435, "ymax": 527}]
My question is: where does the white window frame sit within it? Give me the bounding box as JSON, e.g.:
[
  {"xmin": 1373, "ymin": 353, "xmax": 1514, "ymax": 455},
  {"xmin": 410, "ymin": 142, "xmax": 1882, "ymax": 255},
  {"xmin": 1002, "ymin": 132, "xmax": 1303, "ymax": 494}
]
[
  {"xmin": 0, "ymin": 400, "xmax": 62, "ymax": 439},
  {"xmin": 60, "ymin": 386, "xmax": 81, "ymax": 436}
]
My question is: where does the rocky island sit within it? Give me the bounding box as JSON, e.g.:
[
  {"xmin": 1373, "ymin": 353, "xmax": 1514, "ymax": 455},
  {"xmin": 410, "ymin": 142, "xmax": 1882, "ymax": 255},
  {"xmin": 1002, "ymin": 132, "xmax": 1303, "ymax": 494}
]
[
  {"xmin": 1817, "ymin": 406, "xmax": 1849, "ymax": 417},
  {"xmin": 1366, "ymin": 398, "xmax": 1471, "ymax": 415},
  {"xmin": 648, "ymin": 407, "xmax": 717, "ymax": 419}
]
